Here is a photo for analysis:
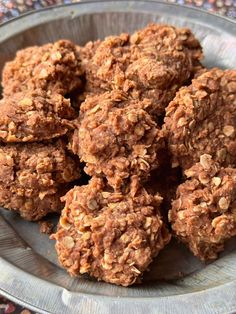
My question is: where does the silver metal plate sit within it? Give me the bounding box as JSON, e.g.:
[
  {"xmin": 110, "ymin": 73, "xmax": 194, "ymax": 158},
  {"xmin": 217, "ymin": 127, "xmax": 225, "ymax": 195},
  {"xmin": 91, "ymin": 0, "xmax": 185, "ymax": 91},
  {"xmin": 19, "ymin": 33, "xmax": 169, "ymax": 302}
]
[{"xmin": 0, "ymin": 1, "xmax": 236, "ymax": 313}]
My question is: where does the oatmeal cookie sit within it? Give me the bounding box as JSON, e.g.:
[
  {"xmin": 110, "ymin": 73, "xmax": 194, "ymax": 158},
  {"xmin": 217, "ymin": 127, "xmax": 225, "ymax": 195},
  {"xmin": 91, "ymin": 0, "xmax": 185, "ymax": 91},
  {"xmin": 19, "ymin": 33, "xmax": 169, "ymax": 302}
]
[
  {"xmin": 81, "ymin": 24, "xmax": 202, "ymax": 118},
  {"xmin": 164, "ymin": 68, "xmax": 236, "ymax": 169},
  {"xmin": 72, "ymin": 91, "xmax": 164, "ymax": 189},
  {"xmin": 169, "ymin": 154, "xmax": 236, "ymax": 260},
  {"xmin": 2, "ymin": 40, "xmax": 83, "ymax": 96},
  {"xmin": 0, "ymin": 139, "xmax": 80, "ymax": 220},
  {"xmin": 52, "ymin": 176, "xmax": 171, "ymax": 286},
  {"xmin": 0, "ymin": 89, "xmax": 76, "ymax": 142}
]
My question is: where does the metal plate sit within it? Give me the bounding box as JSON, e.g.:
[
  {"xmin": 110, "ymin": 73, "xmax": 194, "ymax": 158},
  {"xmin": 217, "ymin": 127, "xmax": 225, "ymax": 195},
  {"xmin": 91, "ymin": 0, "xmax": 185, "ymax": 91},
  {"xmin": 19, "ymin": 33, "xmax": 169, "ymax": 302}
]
[{"xmin": 0, "ymin": 1, "xmax": 236, "ymax": 313}]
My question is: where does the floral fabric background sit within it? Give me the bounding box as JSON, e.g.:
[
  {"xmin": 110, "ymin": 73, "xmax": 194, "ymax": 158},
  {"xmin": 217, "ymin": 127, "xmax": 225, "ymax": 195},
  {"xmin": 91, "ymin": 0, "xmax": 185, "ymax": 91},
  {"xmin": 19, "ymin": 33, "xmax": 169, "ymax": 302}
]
[
  {"xmin": 0, "ymin": 0, "xmax": 235, "ymax": 313},
  {"xmin": 0, "ymin": 0, "xmax": 235, "ymax": 23}
]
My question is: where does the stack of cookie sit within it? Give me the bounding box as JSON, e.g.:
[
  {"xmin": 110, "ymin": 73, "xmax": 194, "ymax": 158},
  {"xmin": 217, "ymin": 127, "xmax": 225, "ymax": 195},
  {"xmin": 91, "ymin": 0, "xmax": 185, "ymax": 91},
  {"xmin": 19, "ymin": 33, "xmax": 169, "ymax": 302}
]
[
  {"xmin": 52, "ymin": 24, "xmax": 203, "ymax": 286},
  {"xmin": 0, "ymin": 40, "xmax": 83, "ymax": 220},
  {"xmin": 3, "ymin": 24, "xmax": 235, "ymax": 288},
  {"xmin": 164, "ymin": 69, "xmax": 236, "ymax": 260}
]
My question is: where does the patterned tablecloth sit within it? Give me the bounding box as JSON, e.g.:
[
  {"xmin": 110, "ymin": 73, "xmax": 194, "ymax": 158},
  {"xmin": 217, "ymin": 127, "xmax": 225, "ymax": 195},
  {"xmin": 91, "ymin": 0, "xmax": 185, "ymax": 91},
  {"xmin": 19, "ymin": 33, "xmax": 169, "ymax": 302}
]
[
  {"xmin": 0, "ymin": 0, "xmax": 235, "ymax": 23},
  {"xmin": 0, "ymin": 0, "xmax": 235, "ymax": 313}
]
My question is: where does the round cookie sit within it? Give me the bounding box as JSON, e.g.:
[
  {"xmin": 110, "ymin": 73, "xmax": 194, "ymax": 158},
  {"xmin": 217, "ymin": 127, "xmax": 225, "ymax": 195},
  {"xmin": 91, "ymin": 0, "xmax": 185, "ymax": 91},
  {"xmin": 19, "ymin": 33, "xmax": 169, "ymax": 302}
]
[
  {"xmin": 169, "ymin": 154, "xmax": 236, "ymax": 260},
  {"xmin": 72, "ymin": 91, "xmax": 164, "ymax": 189},
  {"xmin": 81, "ymin": 24, "xmax": 202, "ymax": 119},
  {"xmin": 0, "ymin": 89, "xmax": 76, "ymax": 142},
  {"xmin": 52, "ymin": 176, "xmax": 171, "ymax": 286},
  {"xmin": 2, "ymin": 40, "xmax": 84, "ymax": 97},
  {"xmin": 0, "ymin": 139, "xmax": 81, "ymax": 220},
  {"xmin": 164, "ymin": 68, "xmax": 236, "ymax": 169}
]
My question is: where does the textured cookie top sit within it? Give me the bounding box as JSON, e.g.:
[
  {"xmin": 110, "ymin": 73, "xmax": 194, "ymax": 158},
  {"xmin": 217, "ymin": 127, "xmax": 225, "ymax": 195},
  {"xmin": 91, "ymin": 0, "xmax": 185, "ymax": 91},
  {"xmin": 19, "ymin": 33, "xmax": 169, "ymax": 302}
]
[
  {"xmin": 164, "ymin": 68, "xmax": 236, "ymax": 169},
  {"xmin": 80, "ymin": 24, "xmax": 203, "ymax": 119},
  {"xmin": 72, "ymin": 91, "xmax": 164, "ymax": 189},
  {"xmin": 2, "ymin": 40, "xmax": 84, "ymax": 96},
  {"xmin": 0, "ymin": 139, "xmax": 80, "ymax": 191},
  {"xmin": 169, "ymin": 154, "xmax": 236, "ymax": 260},
  {"xmin": 0, "ymin": 89, "xmax": 76, "ymax": 142},
  {"xmin": 53, "ymin": 176, "xmax": 170, "ymax": 286},
  {"xmin": 0, "ymin": 139, "xmax": 81, "ymax": 220}
]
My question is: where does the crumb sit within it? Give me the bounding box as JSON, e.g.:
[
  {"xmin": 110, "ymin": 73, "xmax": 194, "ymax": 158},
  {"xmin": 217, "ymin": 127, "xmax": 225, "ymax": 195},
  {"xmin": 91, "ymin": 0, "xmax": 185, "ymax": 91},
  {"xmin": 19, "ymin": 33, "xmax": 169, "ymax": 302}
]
[{"xmin": 39, "ymin": 221, "xmax": 54, "ymax": 235}]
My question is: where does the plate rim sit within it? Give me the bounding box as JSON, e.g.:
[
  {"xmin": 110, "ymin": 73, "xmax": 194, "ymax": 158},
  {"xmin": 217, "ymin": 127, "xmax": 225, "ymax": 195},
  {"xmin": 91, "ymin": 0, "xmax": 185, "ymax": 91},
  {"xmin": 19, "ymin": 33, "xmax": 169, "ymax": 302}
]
[
  {"xmin": 1, "ymin": 256, "xmax": 236, "ymax": 314},
  {"xmin": 0, "ymin": 0, "xmax": 236, "ymax": 28},
  {"xmin": 0, "ymin": 1, "xmax": 236, "ymax": 313},
  {"xmin": 0, "ymin": 0, "xmax": 236, "ymax": 44}
]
